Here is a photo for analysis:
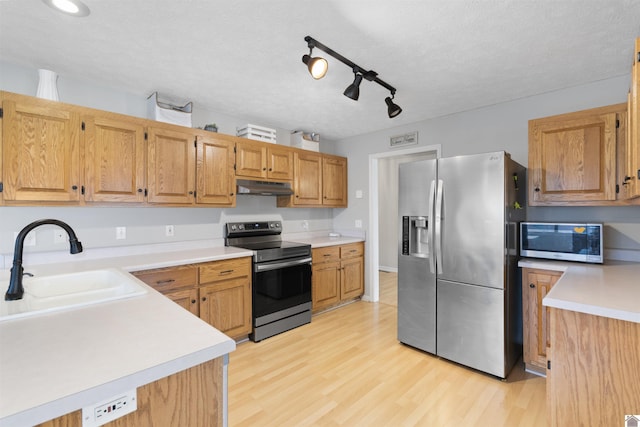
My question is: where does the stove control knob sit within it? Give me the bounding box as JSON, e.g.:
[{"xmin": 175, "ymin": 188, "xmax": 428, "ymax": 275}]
[
  {"xmin": 239, "ymin": 224, "xmax": 245, "ymax": 230},
  {"xmin": 230, "ymin": 224, "xmax": 237, "ymax": 231}
]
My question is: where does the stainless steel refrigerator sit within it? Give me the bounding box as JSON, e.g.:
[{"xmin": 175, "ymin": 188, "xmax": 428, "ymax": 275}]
[{"xmin": 397, "ymin": 151, "xmax": 525, "ymax": 378}]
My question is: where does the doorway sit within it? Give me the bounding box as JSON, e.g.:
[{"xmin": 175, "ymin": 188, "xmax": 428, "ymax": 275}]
[{"xmin": 366, "ymin": 144, "xmax": 440, "ymax": 303}]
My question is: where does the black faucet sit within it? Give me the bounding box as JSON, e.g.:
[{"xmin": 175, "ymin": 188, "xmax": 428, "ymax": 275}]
[{"xmin": 4, "ymin": 219, "xmax": 83, "ymax": 301}]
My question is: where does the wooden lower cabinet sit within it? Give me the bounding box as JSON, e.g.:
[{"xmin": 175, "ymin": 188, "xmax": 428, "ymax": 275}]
[
  {"xmin": 521, "ymin": 267, "xmax": 562, "ymax": 375},
  {"xmin": 36, "ymin": 357, "xmax": 224, "ymax": 427},
  {"xmin": 547, "ymin": 308, "xmax": 640, "ymax": 426},
  {"xmin": 198, "ymin": 258, "xmax": 252, "ymax": 339},
  {"xmin": 312, "ymin": 242, "xmax": 364, "ymax": 312},
  {"xmin": 132, "ymin": 257, "xmax": 252, "ymax": 340}
]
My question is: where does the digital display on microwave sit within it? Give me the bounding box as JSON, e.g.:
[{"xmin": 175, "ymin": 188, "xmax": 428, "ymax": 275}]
[{"xmin": 520, "ymin": 222, "xmax": 603, "ymax": 263}]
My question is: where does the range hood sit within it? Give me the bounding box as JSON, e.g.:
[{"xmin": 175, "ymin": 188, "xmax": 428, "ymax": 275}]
[{"xmin": 236, "ymin": 179, "xmax": 294, "ymax": 196}]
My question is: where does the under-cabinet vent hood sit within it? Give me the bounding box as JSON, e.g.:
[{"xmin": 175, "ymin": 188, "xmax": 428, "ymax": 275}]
[{"xmin": 236, "ymin": 179, "xmax": 293, "ymax": 196}]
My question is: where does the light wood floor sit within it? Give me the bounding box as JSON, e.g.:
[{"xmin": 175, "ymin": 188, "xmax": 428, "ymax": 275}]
[{"xmin": 228, "ymin": 272, "xmax": 546, "ymax": 427}]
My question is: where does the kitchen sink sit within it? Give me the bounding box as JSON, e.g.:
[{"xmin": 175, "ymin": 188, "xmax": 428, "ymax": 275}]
[{"xmin": 0, "ymin": 268, "xmax": 147, "ymax": 322}]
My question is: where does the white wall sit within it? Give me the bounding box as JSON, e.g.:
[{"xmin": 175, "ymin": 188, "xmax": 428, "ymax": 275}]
[
  {"xmin": 333, "ymin": 75, "xmax": 640, "ymax": 296},
  {"xmin": 0, "ymin": 61, "xmax": 337, "ymax": 256}
]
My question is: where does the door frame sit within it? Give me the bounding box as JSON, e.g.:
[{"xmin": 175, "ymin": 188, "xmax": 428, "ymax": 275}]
[{"xmin": 365, "ymin": 144, "xmax": 441, "ymax": 302}]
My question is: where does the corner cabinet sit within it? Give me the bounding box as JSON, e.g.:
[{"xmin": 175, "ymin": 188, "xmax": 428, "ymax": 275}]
[
  {"xmin": 521, "ymin": 267, "xmax": 562, "ymax": 375},
  {"xmin": 132, "ymin": 257, "xmax": 252, "ymax": 340},
  {"xmin": 278, "ymin": 151, "xmax": 348, "ymax": 208},
  {"xmin": 311, "ymin": 242, "xmax": 364, "ymax": 312}
]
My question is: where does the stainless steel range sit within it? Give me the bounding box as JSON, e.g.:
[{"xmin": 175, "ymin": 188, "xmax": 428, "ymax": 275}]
[{"xmin": 225, "ymin": 221, "xmax": 312, "ymax": 342}]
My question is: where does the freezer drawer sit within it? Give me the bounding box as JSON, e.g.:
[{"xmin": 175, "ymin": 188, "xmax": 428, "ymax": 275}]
[{"xmin": 437, "ymin": 279, "xmax": 507, "ymax": 378}]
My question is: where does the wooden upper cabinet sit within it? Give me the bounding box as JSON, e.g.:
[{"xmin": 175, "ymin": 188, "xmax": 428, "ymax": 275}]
[
  {"xmin": 266, "ymin": 144, "xmax": 293, "ymax": 180},
  {"xmin": 626, "ymin": 37, "xmax": 640, "ymax": 198},
  {"xmin": 196, "ymin": 134, "xmax": 236, "ymax": 206},
  {"xmin": 2, "ymin": 98, "xmax": 81, "ymax": 202},
  {"xmin": 147, "ymin": 125, "xmax": 196, "ymax": 204},
  {"xmin": 235, "ymin": 139, "xmax": 266, "ymax": 178},
  {"xmin": 286, "ymin": 151, "xmax": 322, "ymax": 206},
  {"xmin": 322, "ymin": 154, "xmax": 348, "ymax": 206},
  {"xmin": 235, "ymin": 139, "xmax": 293, "ymax": 181},
  {"xmin": 528, "ymin": 104, "xmax": 624, "ymax": 205},
  {"xmin": 83, "ymin": 115, "xmax": 146, "ymax": 203}
]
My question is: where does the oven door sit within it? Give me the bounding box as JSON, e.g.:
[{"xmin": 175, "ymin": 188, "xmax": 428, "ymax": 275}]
[{"xmin": 253, "ymin": 256, "xmax": 312, "ymax": 319}]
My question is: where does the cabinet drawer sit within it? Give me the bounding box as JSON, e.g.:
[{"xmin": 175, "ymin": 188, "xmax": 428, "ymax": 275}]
[
  {"xmin": 312, "ymin": 246, "xmax": 340, "ymax": 263},
  {"xmin": 340, "ymin": 242, "xmax": 363, "ymax": 259},
  {"xmin": 132, "ymin": 266, "xmax": 197, "ymax": 293},
  {"xmin": 199, "ymin": 257, "xmax": 251, "ymax": 284}
]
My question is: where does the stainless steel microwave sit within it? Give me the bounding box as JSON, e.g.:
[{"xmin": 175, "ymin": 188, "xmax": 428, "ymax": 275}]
[{"xmin": 520, "ymin": 222, "xmax": 603, "ymax": 264}]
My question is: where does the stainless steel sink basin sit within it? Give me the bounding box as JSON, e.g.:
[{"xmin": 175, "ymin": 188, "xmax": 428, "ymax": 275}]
[{"xmin": 0, "ymin": 268, "xmax": 147, "ymax": 322}]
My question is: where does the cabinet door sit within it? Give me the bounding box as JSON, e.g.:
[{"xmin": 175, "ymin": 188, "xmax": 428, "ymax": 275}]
[
  {"xmin": 626, "ymin": 37, "xmax": 640, "ymax": 198},
  {"xmin": 341, "ymin": 256, "xmax": 364, "ymax": 300},
  {"xmin": 293, "ymin": 151, "xmax": 322, "ymax": 205},
  {"xmin": 196, "ymin": 135, "xmax": 236, "ymax": 205},
  {"xmin": 199, "ymin": 278, "xmax": 251, "ymax": 339},
  {"xmin": 267, "ymin": 145, "xmax": 293, "ymax": 180},
  {"xmin": 322, "ymin": 155, "xmax": 347, "ymax": 206},
  {"xmin": 166, "ymin": 288, "xmax": 199, "ymax": 316},
  {"xmin": 147, "ymin": 126, "xmax": 195, "ymax": 204},
  {"xmin": 528, "ymin": 108, "xmax": 617, "ymax": 204},
  {"xmin": 523, "ymin": 269, "xmax": 561, "ymax": 371},
  {"xmin": 235, "ymin": 140, "xmax": 266, "ymax": 178},
  {"xmin": 312, "ymin": 260, "xmax": 341, "ymax": 311},
  {"xmin": 84, "ymin": 115, "xmax": 146, "ymax": 202},
  {"xmin": 2, "ymin": 99, "xmax": 81, "ymax": 202}
]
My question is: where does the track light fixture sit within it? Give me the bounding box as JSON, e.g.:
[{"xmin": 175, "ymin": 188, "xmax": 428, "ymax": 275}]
[
  {"xmin": 385, "ymin": 92, "xmax": 402, "ymax": 118},
  {"xmin": 302, "ymin": 35, "xmax": 402, "ymax": 118},
  {"xmin": 343, "ymin": 71, "xmax": 363, "ymax": 101},
  {"xmin": 302, "ymin": 44, "xmax": 328, "ymax": 79}
]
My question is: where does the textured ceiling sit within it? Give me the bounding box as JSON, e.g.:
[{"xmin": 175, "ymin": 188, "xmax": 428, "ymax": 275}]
[{"xmin": 0, "ymin": 0, "xmax": 639, "ymax": 141}]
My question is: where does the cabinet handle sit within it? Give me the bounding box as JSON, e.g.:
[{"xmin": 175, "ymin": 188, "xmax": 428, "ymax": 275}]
[
  {"xmin": 230, "ymin": 193, "xmax": 235, "ymax": 196},
  {"xmin": 156, "ymin": 279, "xmax": 175, "ymax": 285},
  {"xmin": 72, "ymin": 185, "xmax": 78, "ymax": 190},
  {"xmin": 191, "ymin": 299, "xmax": 197, "ymax": 304},
  {"xmin": 323, "ymin": 254, "xmax": 332, "ymax": 257},
  {"xmin": 296, "ymin": 194, "xmax": 299, "ymax": 198},
  {"xmin": 269, "ymin": 168, "xmax": 273, "ymax": 171},
  {"xmin": 137, "ymin": 188, "xmax": 143, "ymax": 193},
  {"xmin": 189, "ymin": 191, "xmax": 194, "ymax": 195},
  {"xmin": 529, "ymin": 283, "xmax": 535, "ymax": 288},
  {"xmin": 219, "ymin": 269, "xmax": 234, "ymax": 275},
  {"xmin": 263, "ymin": 167, "xmax": 267, "ymax": 171},
  {"xmin": 534, "ymin": 187, "xmax": 540, "ymax": 192},
  {"xmin": 202, "ymin": 297, "xmax": 207, "ymax": 302}
]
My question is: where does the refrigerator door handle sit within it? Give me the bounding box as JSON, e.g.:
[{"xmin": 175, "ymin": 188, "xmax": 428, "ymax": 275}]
[
  {"xmin": 428, "ymin": 180, "xmax": 436, "ymax": 274},
  {"xmin": 435, "ymin": 179, "xmax": 444, "ymax": 273}
]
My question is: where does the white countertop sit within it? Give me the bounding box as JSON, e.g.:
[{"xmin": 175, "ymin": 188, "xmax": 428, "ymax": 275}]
[
  {"xmin": 519, "ymin": 258, "xmax": 640, "ymax": 323},
  {"xmin": 0, "ymin": 236, "xmax": 364, "ymax": 425},
  {"xmin": 0, "ymin": 245, "xmax": 254, "ymax": 426}
]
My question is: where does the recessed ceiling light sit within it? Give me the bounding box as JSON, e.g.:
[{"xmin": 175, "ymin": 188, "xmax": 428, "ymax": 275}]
[{"xmin": 42, "ymin": 0, "xmax": 90, "ymax": 17}]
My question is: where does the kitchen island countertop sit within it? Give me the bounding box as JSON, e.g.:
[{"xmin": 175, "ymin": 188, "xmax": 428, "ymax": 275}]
[{"xmin": 519, "ymin": 258, "xmax": 640, "ymax": 323}]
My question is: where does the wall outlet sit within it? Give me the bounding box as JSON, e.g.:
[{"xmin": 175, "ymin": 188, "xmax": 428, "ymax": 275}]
[
  {"xmin": 14, "ymin": 231, "xmax": 36, "ymax": 246},
  {"xmin": 166, "ymin": 225, "xmax": 175, "ymax": 237},
  {"xmin": 355, "ymin": 190, "xmax": 363, "ymax": 199},
  {"xmin": 82, "ymin": 389, "xmax": 137, "ymax": 427},
  {"xmin": 54, "ymin": 230, "xmax": 67, "ymax": 244},
  {"xmin": 355, "ymin": 219, "xmax": 363, "ymax": 228},
  {"xmin": 116, "ymin": 227, "xmax": 126, "ymax": 240}
]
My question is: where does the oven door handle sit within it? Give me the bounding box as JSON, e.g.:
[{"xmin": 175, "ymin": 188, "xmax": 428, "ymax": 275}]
[{"xmin": 255, "ymin": 257, "xmax": 312, "ymax": 272}]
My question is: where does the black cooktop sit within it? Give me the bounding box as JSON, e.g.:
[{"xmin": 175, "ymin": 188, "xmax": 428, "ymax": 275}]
[{"xmin": 225, "ymin": 220, "xmax": 311, "ymax": 262}]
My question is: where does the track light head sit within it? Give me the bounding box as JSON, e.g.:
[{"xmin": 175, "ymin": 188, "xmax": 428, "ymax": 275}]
[
  {"xmin": 302, "ymin": 47, "xmax": 328, "ymax": 80},
  {"xmin": 385, "ymin": 95, "xmax": 402, "ymax": 118},
  {"xmin": 343, "ymin": 72, "xmax": 363, "ymax": 101}
]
